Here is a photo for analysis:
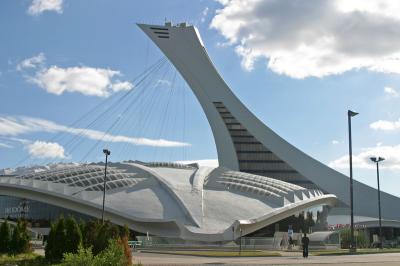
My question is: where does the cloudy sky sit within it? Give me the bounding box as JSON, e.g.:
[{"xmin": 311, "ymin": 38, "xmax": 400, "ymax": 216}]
[{"xmin": 1, "ymin": 0, "xmax": 400, "ymax": 196}]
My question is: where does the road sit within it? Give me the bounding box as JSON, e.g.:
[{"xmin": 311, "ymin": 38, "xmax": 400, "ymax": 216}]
[{"xmin": 132, "ymin": 251, "xmax": 400, "ymax": 265}]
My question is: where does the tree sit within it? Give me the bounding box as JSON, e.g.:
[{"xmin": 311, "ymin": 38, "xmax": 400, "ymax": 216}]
[
  {"xmin": 82, "ymin": 220, "xmax": 98, "ymax": 249},
  {"xmin": 45, "ymin": 223, "xmax": 56, "ymax": 260},
  {"xmin": 305, "ymin": 211, "xmax": 315, "ymax": 233},
  {"xmin": 340, "ymin": 228, "xmax": 369, "ymax": 249},
  {"xmin": 65, "ymin": 216, "xmax": 82, "ymax": 254},
  {"xmin": 93, "ymin": 221, "xmax": 119, "ymax": 255},
  {"xmin": 9, "ymin": 220, "xmax": 30, "ymax": 254},
  {"xmin": 0, "ymin": 220, "xmax": 11, "ymax": 253},
  {"xmin": 53, "ymin": 216, "xmax": 67, "ymax": 261},
  {"xmin": 298, "ymin": 212, "xmax": 306, "ymax": 233}
]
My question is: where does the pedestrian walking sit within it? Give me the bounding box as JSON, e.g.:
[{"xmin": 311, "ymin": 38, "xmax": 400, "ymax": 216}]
[{"xmin": 301, "ymin": 233, "xmax": 310, "ymax": 258}]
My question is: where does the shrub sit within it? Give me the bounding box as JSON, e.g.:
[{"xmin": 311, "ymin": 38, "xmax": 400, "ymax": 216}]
[
  {"xmin": 61, "ymin": 244, "xmax": 94, "ymax": 266},
  {"xmin": 92, "ymin": 221, "xmax": 119, "ymax": 255},
  {"xmin": 340, "ymin": 228, "xmax": 369, "ymax": 248},
  {"xmin": 9, "ymin": 220, "xmax": 30, "ymax": 254},
  {"xmin": 0, "ymin": 219, "xmax": 11, "ymax": 253},
  {"xmin": 45, "ymin": 223, "xmax": 56, "ymax": 260},
  {"xmin": 65, "ymin": 216, "xmax": 82, "ymax": 254},
  {"xmin": 119, "ymin": 236, "xmax": 132, "ymax": 266},
  {"xmin": 53, "ymin": 216, "xmax": 67, "ymax": 261},
  {"xmin": 61, "ymin": 240, "xmax": 131, "ymax": 266}
]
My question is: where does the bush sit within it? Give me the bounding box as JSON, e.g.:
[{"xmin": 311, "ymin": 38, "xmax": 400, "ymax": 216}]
[
  {"xmin": 46, "ymin": 216, "xmax": 74, "ymax": 262},
  {"xmin": 61, "ymin": 240, "xmax": 131, "ymax": 266},
  {"xmin": 61, "ymin": 245, "xmax": 94, "ymax": 266},
  {"xmin": 9, "ymin": 220, "xmax": 30, "ymax": 254},
  {"xmin": 45, "ymin": 223, "xmax": 56, "ymax": 261},
  {"xmin": 0, "ymin": 219, "xmax": 11, "ymax": 253},
  {"xmin": 53, "ymin": 216, "xmax": 67, "ymax": 261},
  {"xmin": 65, "ymin": 217, "xmax": 82, "ymax": 254},
  {"xmin": 46, "ymin": 216, "xmax": 134, "ymax": 263},
  {"xmin": 119, "ymin": 236, "xmax": 132, "ymax": 266},
  {"xmin": 340, "ymin": 228, "xmax": 369, "ymax": 248}
]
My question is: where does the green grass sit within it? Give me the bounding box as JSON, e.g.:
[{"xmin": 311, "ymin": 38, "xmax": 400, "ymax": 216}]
[
  {"xmin": 144, "ymin": 250, "xmax": 281, "ymax": 257},
  {"xmin": 312, "ymin": 248, "xmax": 400, "ymax": 256},
  {"xmin": 0, "ymin": 253, "xmax": 50, "ymax": 266}
]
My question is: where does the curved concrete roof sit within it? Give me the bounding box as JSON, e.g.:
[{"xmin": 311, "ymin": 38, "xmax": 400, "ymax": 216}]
[{"xmin": 0, "ymin": 162, "xmax": 336, "ymax": 241}]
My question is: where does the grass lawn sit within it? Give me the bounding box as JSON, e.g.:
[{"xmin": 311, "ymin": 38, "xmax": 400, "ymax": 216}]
[
  {"xmin": 312, "ymin": 248, "xmax": 400, "ymax": 256},
  {"xmin": 0, "ymin": 253, "xmax": 50, "ymax": 266},
  {"xmin": 143, "ymin": 250, "xmax": 281, "ymax": 257}
]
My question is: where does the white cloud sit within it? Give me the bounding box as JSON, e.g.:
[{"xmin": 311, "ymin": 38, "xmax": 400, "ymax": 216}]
[
  {"xmin": 0, "ymin": 143, "xmax": 13, "ymax": 149},
  {"xmin": 370, "ymin": 118, "xmax": 400, "ymax": 131},
  {"xmin": 111, "ymin": 81, "xmax": 134, "ymax": 92},
  {"xmin": 329, "ymin": 144, "xmax": 400, "ymax": 170},
  {"xmin": 384, "ymin": 86, "xmax": 399, "ymax": 97},
  {"xmin": 18, "ymin": 53, "xmax": 133, "ymax": 97},
  {"xmin": 156, "ymin": 79, "xmax": 171, "ymax": 87},
  {"xmin": 16, "ymin": 53, "xmax": 46, "ymax": 71},
  {"xmin": 0, "ymin": 117, "xmax": 33, "ymax": 136},
  {"xmin": 28, "ymin": 0, "xmax": 63, "ymax": 15},
  {"xmin": 27, "ymin": 141, "xmax": 66, "ymax": 159},
  {"xmin": 201, "ymin": 7, "xmax": 209, "ymax": 23},
  {"xmin": 0, "ymin": 116, "xmax": 190, "ymax": 147},
  {"xmin": 31, "ymin": 65, "xmax": 133, "ymax": 97},
  {"xmin": 211, "ymin": 0, "xmax": 400, "ymax": 78},
  {"xmin": 332, "ymin": 140, "xmax": 340, "ymax": 145},
  {"xmin": 175, "ymin": 159, "xmax": 219, "ymax": 167}
]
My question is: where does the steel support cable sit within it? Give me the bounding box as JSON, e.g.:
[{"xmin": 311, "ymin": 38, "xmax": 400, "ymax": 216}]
[
  {"xmin": 182, "ymin": 78, "xmax": 187, "ymax": 161},
  {"xmin": 32, "ymin": 59, "xmax": 168, "ymax": 167},
  {"xmin": 152, "ymin": 69, "xmax": 178, "ymax": 161},
  {"xmin": 168, "ymin": 76, "xmax": 186, "ymax": 161},
  {"xmin": 168, "ymin": 73, "xmax": 186, "ymax": 161},
  {"xmin": 154, "ymin": 70, "xmax": 179, "ymax": 161},
  {"xmin": 132, "ymin": 66, "xmax": 174, "ymax": 159},
  {"xmin": 126, "ymin": 63, "xmax": 174, "ymax": 160},
  {"xmin": 50, "ymin": 57, "xmax": 167, "ymax": 150},
  {"xmin": 78, "ymin": 60, "xmax": 171, "ymax": 162},
  {"xmin": 65, "ymin": 59, "xmax": 168, "ymax": 158},
  {"xmin": 104, "ymin": 61, "xmax": 174, "ymax": 161},
  {"xmin": 12, "ymin": 57, "xmax": 167, "ymax": 168},
  {"xmin": 61, "ymin": 58, "xmax": 168, "ymax": 153},
  {"xmin": 113, "ymin": 73, "xmax": 165, "ymax": 160},
  {"xmin": 98, "ymin": 67, "xmax": 170, "ymax": 161}
]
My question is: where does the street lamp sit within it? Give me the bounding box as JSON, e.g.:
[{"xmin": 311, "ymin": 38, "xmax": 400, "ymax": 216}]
[
  {"xmin": 239, "ymin": 228, "xmax": 242, "ymax": 256},
  {"xmin": 348, "ymin": 110, "xmax": 358, "ymax": 252},
  {"xmin": 101, "ymin": 148, "xmax": 111, "ymax": 224},
  {"xmin": 370, "ymin": 156, "xmax": 385, "ymax": 249}
]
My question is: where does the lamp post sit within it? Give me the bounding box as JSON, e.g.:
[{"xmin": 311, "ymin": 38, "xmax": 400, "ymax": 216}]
[
  {"xmin": 101, "ymin": 148, "xmax": 111, "ymax": 224},
  {"xmin": 370, "ymin": 156, "xmax": 385, "ymax": 249},
  {"xmin": 348, "ymin": 110, "xmax": 358, "ymax": 252},
  {"xmin": 239, "ymin": 228, "xmax": 242, "ymax": 256}
]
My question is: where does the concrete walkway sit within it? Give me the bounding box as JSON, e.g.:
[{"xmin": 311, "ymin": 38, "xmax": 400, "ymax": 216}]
[{"xmin": 132, "ymin": 251, "xmax": 400, "ymax": 265}]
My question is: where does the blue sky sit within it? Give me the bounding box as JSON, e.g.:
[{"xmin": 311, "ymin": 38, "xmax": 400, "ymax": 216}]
[{"xmin": 1, "ymin": 0, "xmax": 400, "ymax": 197}]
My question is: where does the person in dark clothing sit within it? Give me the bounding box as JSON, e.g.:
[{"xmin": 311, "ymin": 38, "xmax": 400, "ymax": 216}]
[{"xmin": 301, "ymin": 233, "xmax": 310, "ymax": 258}]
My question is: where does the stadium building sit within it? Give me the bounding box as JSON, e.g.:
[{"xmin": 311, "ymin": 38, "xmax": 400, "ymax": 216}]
[{"xmin": 1, "ymin": 22, "xmax": 399, "ymax": 244}]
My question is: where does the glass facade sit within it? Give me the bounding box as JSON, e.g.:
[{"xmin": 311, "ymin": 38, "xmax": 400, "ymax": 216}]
[
  {"xmin": 214, "ymin": 101, "xmax": 317, "ymax": 189},
  {"xmin": 0, "ymin": 195, "xmax": 91, "ymax": 226}
]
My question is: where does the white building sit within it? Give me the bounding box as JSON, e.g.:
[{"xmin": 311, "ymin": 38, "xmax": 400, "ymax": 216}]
[{"xmin": 1, "ymin": 22, "xmax": 399, "ymax": 242}]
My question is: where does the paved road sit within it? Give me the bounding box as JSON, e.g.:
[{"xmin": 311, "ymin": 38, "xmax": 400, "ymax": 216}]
[{"xmin": 132, "ymin": 251, "xmax": 400, "ymax": 265}]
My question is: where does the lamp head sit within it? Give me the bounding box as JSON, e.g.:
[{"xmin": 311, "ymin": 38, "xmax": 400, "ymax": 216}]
[
  {"xmin": 370, "ymin": 157, "xmax": 385, "ymax": 163},
  {"xmin": 348, "ymin": 110, "xmax": 359, "ymax": 117},
  {"xmin": 103, "ymin": 149, "xmax": 111, "ymax": 156}
]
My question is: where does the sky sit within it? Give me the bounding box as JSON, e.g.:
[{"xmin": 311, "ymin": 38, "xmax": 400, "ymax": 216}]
[{"xmin": 1, "ymin": 0, "xmax": 400, "ymax": 197}]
